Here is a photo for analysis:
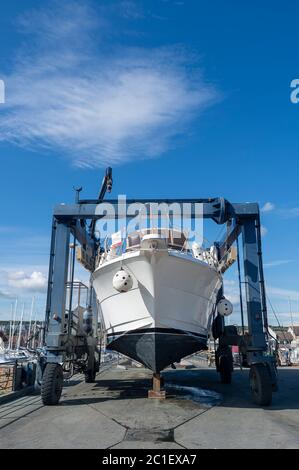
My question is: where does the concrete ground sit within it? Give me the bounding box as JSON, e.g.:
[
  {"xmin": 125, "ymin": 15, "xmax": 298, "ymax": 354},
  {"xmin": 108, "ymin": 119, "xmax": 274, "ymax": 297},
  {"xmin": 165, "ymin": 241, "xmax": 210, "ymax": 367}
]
[{"xmin": 0, "ymin": 364, "xmax": 298, "ymax": 449}]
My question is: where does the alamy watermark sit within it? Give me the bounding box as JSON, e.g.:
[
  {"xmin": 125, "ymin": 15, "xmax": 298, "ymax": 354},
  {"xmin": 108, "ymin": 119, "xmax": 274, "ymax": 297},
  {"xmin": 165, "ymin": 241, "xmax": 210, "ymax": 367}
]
[
  {"xmin": 93, "ymin": 195, "xmax": 204, "ymax": 246},
  {"xmin": 290, "ymin": 79, "xmax": 299, "ymax": 104},
  {"xmin": 0, "ymin": 80, "xmax": 5, "ymax": 104}
]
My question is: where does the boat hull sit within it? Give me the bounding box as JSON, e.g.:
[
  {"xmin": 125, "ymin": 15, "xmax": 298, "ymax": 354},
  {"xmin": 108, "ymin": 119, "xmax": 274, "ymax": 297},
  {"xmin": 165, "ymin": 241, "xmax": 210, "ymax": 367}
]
[
  {"xmin": 106, "ymin": 327, "xmax": 208, "ymax": 372},
  {"xmin": 92, "ymin": 249, "xmax": 222, "ymax": 372}
]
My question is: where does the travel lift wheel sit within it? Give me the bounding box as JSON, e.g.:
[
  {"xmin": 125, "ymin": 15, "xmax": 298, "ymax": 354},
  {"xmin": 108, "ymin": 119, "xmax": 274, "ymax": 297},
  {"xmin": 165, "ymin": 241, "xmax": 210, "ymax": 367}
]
[
  {"xmin": 41, "ymin": 363, "xmax": 63, "ymax": 406},
  {"xmin": 84, "ymin": 352, "xmax": 99, "ymax": 383},
  {"xmin": 85, "ymin": 365, "xmax": 96, "ymax": 383},
  {"xmin": 249, "ymin": 363, "xmax": 272, "ymax": 406},
  {"xmin": 219, "ymin": 355, "xmax": 232, "ymax": 384}
]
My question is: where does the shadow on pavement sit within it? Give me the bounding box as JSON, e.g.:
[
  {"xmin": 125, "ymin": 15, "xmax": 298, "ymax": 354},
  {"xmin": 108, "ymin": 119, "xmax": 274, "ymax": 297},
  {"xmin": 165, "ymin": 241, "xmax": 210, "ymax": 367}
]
[{"xmin": 60, "ymin": 366, "xmax": 299, "ymax": 411}]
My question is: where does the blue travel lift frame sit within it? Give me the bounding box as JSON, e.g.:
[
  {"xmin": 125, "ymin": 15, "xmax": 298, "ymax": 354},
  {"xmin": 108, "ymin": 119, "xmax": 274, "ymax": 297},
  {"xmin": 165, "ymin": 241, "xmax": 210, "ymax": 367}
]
[{"xmin": 39, "ymin": 168, "xmax": 278, "ymax": 406}]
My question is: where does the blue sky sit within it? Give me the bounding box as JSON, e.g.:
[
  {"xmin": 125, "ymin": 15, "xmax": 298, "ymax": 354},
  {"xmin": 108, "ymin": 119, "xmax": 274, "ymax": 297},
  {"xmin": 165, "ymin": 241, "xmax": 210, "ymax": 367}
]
[{"xmin": 0, "ymin": 0, "xmax": 298, "ymax": 325}]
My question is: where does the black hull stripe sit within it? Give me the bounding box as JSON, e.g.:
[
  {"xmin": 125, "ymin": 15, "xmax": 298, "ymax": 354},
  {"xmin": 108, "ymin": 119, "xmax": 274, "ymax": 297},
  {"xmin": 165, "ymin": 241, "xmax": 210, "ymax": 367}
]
[{"xmin": 106, "ymin": 327, "xmax": 207, "ymax": 341}]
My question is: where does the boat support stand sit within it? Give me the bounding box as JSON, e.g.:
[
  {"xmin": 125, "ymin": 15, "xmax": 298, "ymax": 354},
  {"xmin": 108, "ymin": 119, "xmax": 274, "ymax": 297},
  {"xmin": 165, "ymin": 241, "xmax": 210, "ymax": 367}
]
[{"xmin": 148, "ymin": 373, "xmax": 166, "ymax": 399}]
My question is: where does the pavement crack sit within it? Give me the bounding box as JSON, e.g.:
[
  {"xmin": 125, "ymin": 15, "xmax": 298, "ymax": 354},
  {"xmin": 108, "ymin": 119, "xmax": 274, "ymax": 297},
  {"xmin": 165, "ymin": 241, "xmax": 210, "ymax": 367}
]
[
  {"xmin": 82, "ymin": 399, "xmax": 128, "ymax": 431},
  {"xmin": 0, "ymin": 405, "xmax": 44, "ymax": 431},
  {"xmin": 108, "ymin": 428, "xmax": 129, "ymax": 449},
  {"xmin": 172, "ymin": 406, "xmax": 213, "ymax": 431}
]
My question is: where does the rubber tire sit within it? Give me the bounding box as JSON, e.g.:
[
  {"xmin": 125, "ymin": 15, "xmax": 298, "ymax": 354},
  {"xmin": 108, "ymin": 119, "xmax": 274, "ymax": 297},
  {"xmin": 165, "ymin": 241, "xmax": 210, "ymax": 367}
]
[
  {"xmin": 41, "ymin": 363, "xmax": 63, "ymax": 406},
  {"xmin": 85, "ymin": 368, "xmax": 96, "ymax": 383},
  {"xmin": 249, "ymin": 364, "xmax": 272, "ymax": 406},
  {"xmin": 84, "ymin": 357, "xmax": 98, "ymax": 383},
  {"xmin": 219, "ymin": 356, "xmax": 232, "ymax": 384}
]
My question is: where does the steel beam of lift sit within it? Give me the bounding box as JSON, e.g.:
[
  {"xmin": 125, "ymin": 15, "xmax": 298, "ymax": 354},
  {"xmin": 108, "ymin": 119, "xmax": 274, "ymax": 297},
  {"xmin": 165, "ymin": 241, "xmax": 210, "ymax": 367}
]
[{"xmin": 39, "ymin": 168, "xmax": 278, "ymax": 406}]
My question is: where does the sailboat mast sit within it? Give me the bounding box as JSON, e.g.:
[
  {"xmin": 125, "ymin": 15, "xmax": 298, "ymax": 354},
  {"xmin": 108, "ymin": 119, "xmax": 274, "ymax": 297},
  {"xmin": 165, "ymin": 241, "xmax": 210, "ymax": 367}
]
[
  {"xmin": 32, "ymin": 310, "xmax": 37, "ymax": 349},
  {"xmin": 17, "ymin": 303, "xmax": 25, "ymax": 351},
  {"xmin": 8, "ymin": 302, "xmax": 13, "ymax": 350},
  {"xmin": 289, "ymin": 297, "xmax": 295, "ymax": 332},
  {"xmin": 10, "ymin": 298, "xmax": 18, "ymax": 350},
  {"xmin": 27, "ymin": 296, "xmax": 35, "ymax": 344}
]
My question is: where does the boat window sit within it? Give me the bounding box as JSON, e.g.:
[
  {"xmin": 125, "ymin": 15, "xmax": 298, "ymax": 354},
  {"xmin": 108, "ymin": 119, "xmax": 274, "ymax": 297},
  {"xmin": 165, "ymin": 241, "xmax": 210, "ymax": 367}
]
[
  {"xmin": 126, "ymin": 228, "xmax": 187, "ymax": 252},
  {"xmin": 126, "ymin": 233, "xmax": 141, "ymax": 250}
]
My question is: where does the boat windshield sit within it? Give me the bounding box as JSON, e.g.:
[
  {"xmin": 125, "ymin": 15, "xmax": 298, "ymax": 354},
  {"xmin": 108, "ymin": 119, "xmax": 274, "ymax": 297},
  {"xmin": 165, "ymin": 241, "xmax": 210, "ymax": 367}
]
[
  {"xmin": 98, "ymin": 227, "xmax": 189, "ymax": 263},
  {"xmin": 126, "ymin": 227, "xmax": 187, "ymax": 251}
]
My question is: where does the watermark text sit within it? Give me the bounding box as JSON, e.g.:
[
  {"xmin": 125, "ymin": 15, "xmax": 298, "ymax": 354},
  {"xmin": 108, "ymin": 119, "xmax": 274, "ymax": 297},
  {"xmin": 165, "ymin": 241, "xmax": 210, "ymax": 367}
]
[
  {"xmin": 290, "ymin": 79, "xmax": 299, "ymax": 104},
  {"xmin": 94, "ymin": 195, "xmax": 204, "ymax": 246},
  {"xmin": 0, "ymin": 80, "xmax": 5, "ymax": 104}
]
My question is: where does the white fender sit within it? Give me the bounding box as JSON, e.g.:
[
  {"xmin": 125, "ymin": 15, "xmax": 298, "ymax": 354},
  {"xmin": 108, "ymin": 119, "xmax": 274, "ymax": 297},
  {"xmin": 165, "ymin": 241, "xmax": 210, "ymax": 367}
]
[
  {"xmin": 112, "ymin": 269, "xmax": 133, "ymax": 293},
  {"xmin": 217, "ymin": 298, "xmax": 233, "ymax": 316}
]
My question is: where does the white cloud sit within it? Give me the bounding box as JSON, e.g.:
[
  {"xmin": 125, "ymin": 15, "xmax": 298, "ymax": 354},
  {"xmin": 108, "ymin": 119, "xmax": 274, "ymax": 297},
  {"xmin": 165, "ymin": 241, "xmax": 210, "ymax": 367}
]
[
  {"xmin": 259, "ymin": 205, "xmax": 299, "ymax": 219},
  {"xmin": 264, "ymin": 259, "xmax": 293, "ymax": 268},
  {"xmin": 261, "ymin": 202, "xmax": 275, "ymax": 213},
  {"xmin": 119, "ymin": 0, "xmax": 144, "ymax": 19},
  {"xmin": 223, "ymin": 279, "xmax": 236, "ymax": 286},
  {"xmin": 267, "ymin": 286, "xmax": 299, "ymax": 302},
  {"xmin": 281, "ymin": 207, "xmax": 299, "ymax": 219},
  {"xmin": 223, "ymin": 280, "xmax": 299, "ymax": 306},
  {"xmin": 0, "ymin": 289, "xmax": 15, "ymax": 299},
  {"xmin": 8, "ymin": 271, "xmax": 47, "ymax": 292},
  {"xmin": 0, "ymin": 226, "xmax": 18, "ymax": 234},
  {"xmin": 269, "ymin": 312, "xmax": 299, "ymax": 320},
  {"xmin": 223, "ymin": 279, "xmax": 240, "ymax": 305},
  {"xmin": 0, "ymin": 2, "xmax": 219, "ymax": 167},
  {"xmin": 225, "ymin": 293, "xmax": 240, "ymax": 305},
  {"xmin": 261, "ymin": 225, "xmax": 268, "ymax": 237}
]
